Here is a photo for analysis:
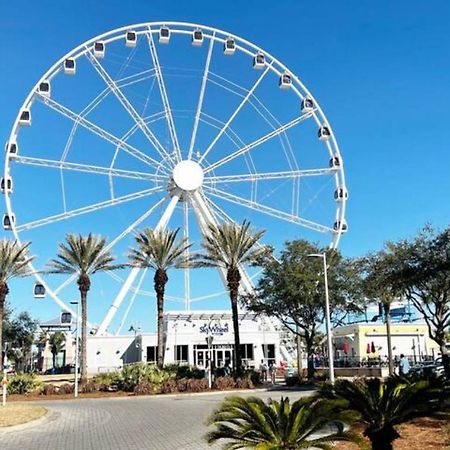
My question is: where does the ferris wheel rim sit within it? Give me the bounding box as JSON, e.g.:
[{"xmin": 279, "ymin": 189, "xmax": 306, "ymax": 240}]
[{"xmin": 4, "ymin": 20, "xmax": 347, "ymax": 328}]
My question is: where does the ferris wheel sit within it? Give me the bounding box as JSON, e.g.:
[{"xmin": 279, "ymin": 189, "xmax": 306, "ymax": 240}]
[{"xmin": 3, "ymin": 22, "xmax": 347, "ymax": 335}]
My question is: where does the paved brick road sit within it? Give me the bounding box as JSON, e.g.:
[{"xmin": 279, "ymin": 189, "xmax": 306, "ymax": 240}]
[{"xmin": 0, "ymin": 389, "xmax": 312, "ymax": 450}]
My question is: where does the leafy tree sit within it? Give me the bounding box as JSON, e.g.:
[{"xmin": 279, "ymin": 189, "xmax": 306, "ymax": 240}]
[
  {"xmin": 358, "ymin": 254, "xmax": 397, "ymax": 375},
  {"xmin": 48, "ymin": 331, "xmax": 66, "ymax": 370},
  {"xmin": 194, "ymin": 221, "xmax": 267, "ymax": 374},
  {"xmin": 321, "ymin": 377, "xmax": 436, "ymax": 450},
  {"xmin": 374, "ymin": 226, "xmax": 450, "ymax": 378},
  {"xmin": 248, "ymin": 240, "xmax": 363, "ymax": 379},
  {"xmin": 128, "ymin": 228, "xmax": 191, "ymax": 368},
  {"xmin": 0, "ymin": 239, "xmax": 34, "ymax": 364},
  {"xmin": 48, "ymin": 233, "xmax": 124, "ymax": 384},
  {"xmin": 205, "ymin": 395, "xmax": 363, "ymax": 449}
]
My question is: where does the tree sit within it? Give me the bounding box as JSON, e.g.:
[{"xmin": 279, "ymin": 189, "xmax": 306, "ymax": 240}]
[
  {"xmin": 358, "ymin": 254, "xmax": 397, "ymax": 375},
  {"xmin": 128, "ymin": 227, "xmax": 191, "ymax": 369},
  {"xmin": 375, "ymin": 226, "xmax": 450, "ymax": 378},
  {"xmin": 0, "ymin": 239, "xmax": 34, "ymax": 365},
  {"xmin": 194, "ymin": 221, "xmax": 267, "ymax": 374},
  {"xmin": 48, "ymin": 233, "xmax": 124, "ymax": 384},
  {"xmin": 322, "ymin": 377, "xmax": 436, "ymax": 450},
  {"xmin": 48, "ymin": 331, "xmax": 66, "ymax": 370},
  {"xmin": 206, "ymin": 395, "xmax": 363, "ymax": 449},
  {"xmin": 248, "ymin": 240, "xmax": 363, "ymax": 379}
]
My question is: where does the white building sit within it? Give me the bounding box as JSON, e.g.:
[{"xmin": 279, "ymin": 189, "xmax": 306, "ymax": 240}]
[{"xmin": 87, "ymin": 311, "xmax": 288, "ymax": 374}]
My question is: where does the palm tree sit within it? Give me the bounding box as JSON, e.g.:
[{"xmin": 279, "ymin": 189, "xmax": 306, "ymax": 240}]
[
  {"xmin": 206, "ymin": 395, "xmax": 363, "ymax": 449},
  {"xmin": 0, "ymin": 239, "xmax": 34, "ymax": 365},
  {"xmin": 195, "ymin": 221, "xmax": 267, "ymax": 374},
  {"xmin": 321, "ymin": 377, "xmax": 434, "ymax": 450},
  {"xmin": 128, "ymin": 227, "xmax": 191, "ymax": 368},
  {"xmin": 47, "ymin": 233, "xmax": 124, "ymax": 385},
  {"xmin": 48, "ymin": 331, "xmax": 66, "ymax": 370}
]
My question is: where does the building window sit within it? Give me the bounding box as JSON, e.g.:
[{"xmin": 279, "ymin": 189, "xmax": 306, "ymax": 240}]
[
  {"xmin": 175, "ymin": 345, "xmax": 188, "ymax": 364},
  {"xmin": 262, "ymin": 344, "xmax": 276, "ymax": 365},
  {"xmin": 240, "ymin": 344, "xmax": 254, "ymax": 362},
  {"xmin": 146, "ymin": 346, "xmax": 158, "ymax": 364}
]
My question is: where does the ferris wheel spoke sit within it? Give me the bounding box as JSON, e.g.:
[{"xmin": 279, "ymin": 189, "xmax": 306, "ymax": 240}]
[
  {"xmin": 16, "ymin": 186, "xmax": 163, "ymax": 232},
  {"xmin": 147, "ymin": 27, "xmax": 182, "ymax": 162},
  {"xmin": 183, "ymin": 200, "xmax": 191, "ymax": 311},
  {"xmin": 37, "ymin": 95, "xmax": 162, "ymax": 170},
  {"xmin": 85, "ymin": 51, "xmax": 172, "ymax": 163},
  {"xmin": 204, "ymin": 167, "xmax": 338, "ymax": 184},
  {"xmin": 204, "ymin": 111, "xmax": 314, "ymax": 174},
  {"xmin": 199, "ymin": 65, "xmax": 272, "ymax": 164},
  {"xmin": 203, "ymin": 185, "xmax": 334, "ymax": 234},
  {"xmin": 12, "ymin": 155, "xmax": 166, "ymax": 182},
  {"xmin": 188, "ymin": 33, "xmax": 215, "ymax": 160}
]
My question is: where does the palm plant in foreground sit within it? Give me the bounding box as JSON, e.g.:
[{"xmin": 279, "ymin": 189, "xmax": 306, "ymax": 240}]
[
  {"xmin": 0, "ymin": 239, "xmax": 34, "ymax": 363},
  {"xmin": 128, "ymin": 227, "xmax": 191, "ymax": 368},
  {"xmin": 195, "ymin": 221, "xmax": 267, "ymax": 374},
  {"xmin": 48, "ymin": 331, "xmax": 66, "ymax": 370},
  {"xmin": 206, "ymin": 395, "xmax": 363, "ymax": 449},
  {"xmin": 321, "ymin": 377, "xmax": 434, "ymax": 450},
  {"xmin": 48, "ymin": 233, "xmax": 124, "ymax": 385}
]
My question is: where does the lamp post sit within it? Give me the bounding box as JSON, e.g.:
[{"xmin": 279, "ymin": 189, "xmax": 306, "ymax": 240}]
[
  {"xmin": 70, "ymin": 301, "xmax": 80, "ymax": 398},
  {"xmin": 308, "ymin": 252, "xmax": 335, "ymax": 384},
  {"xmin": 206, "ymin": 335, "xmax": 214, "ymax": 389}
]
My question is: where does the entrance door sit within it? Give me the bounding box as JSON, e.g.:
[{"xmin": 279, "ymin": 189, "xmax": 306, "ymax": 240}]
[
  {"xmin": 195, "ymin": 349, "xmax": 207, "ymax": 368},
  {"xmin": 215, "ymin": 348, "xmax": 233, "ymax": 368}
]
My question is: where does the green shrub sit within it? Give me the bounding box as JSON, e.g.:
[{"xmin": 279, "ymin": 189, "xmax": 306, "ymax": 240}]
[
  {"xmin": 235, "ymin": 377, "xmax": 254, "ymax": 389},
  {"xmin": 244, "ymin": 369, "xmax": 261, "ymax": 386},
  {"xmin": 93, "ymin": 372, "xmax": 121, "ymax": 392},
  {"xmin": 7, "ymin": 373, "xmax": 41, "ymax": 395},
  {"xmin": 119, "ymin": 363, "xmax": 175, "ymax": 392}
]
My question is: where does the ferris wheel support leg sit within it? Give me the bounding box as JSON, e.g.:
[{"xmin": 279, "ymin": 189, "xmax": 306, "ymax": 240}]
[
  {"xmin": 191, "ymin": 191, "xmax": 255, "ymax": 303},
  {"xmin": 96, "ymin": 193, "xmax": 181, "ymax": 336}
]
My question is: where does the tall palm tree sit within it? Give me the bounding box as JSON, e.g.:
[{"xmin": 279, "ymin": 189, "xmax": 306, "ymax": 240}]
[
  {"xmin": 195, "ymin": 221, "xmax": 267, "ymax": 374},
  {"xmin": 321, "ymin": 377, "xmax": 434, "ymax": 450},
  {"xmin": 47, "ymin": 233, "xmax": 124, "ymax": 385},
  {"xmin": 206, "ymin": 395, "xmax": 363, "ymax": 449},
  {"xmin": 48, "ymin": 331, "xmax": 66, "ymax": 370},
  {"xmin": 128, "ymin": 227, "xmax": 191, "ymax": 369},
  {"xmin": 0, "ymin": 239, "xmax": 34, "ymax": 365}
]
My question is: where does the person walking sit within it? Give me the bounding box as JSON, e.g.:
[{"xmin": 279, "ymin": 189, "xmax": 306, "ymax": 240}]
[
  {"xmin": 259, "ymin": 359, "xmax": 268, "ymax": 382},
  {"xmin": 269, "ymin": 362, "xmax": 276, "ymax": 384},
  {"xmin": 399, "ymin": 354, "xmax": 410, "ymax": 376}
]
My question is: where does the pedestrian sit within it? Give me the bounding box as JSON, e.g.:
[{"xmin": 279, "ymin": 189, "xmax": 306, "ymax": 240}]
[
  {"xmin": 269, "ymin": 362, "xmax": 276, "ymax": 384},
  {"xmin": 259, "ymin": 359, "xmax": 268, "ymax": 382},
  {"xmin": 399, "ymin": 354, "xmax": 410, "ymax": 376},
  {"xmin": 223, "ymin": 360, "xmax": 231, "ymax": 377}
]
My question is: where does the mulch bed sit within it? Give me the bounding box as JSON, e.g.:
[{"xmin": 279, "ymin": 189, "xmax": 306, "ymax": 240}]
[{"xmin": 335, "ymin": 416, "xmax": 450, "ymax": 449}]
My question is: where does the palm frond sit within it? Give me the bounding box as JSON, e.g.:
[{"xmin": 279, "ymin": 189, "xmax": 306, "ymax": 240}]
[{"xmin": 0, "ymin": 239, "xmax": 34, "ymax": 282}]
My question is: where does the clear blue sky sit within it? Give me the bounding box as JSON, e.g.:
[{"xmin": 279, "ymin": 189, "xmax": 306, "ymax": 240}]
[{"xmin": 2, "ymin": 0, "xmax": 450, "ymax": 331}]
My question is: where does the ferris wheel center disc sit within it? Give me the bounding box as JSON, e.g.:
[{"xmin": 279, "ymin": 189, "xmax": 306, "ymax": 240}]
[{"xmin": 172, "ymin": 160, "xmax": 204, "ymax": 191}]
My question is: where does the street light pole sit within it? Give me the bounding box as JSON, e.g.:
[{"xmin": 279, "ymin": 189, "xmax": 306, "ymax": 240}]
[
  {"xmin": 70, "ymin": 301, "xmax": 80, "ymax": 398},
  {"xmin": 308, "ymin": 252, "xmax": 335, "ymax": 384}
]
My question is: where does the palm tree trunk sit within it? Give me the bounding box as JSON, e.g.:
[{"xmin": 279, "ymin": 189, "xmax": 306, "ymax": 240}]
[
  {"xmin": 227, "ymin": 268, "xmax": 242, "ymax": 376},
  {"xmin": 154, "ymin": 269, "xmax": 168, "ymax": 369},
  {"xmin": 440, "ymin": 343, "xmax": 450, "ymax": 379},
  {"xmin": 0, "ymin": 283, "xmax": 9, "ymax": 367},
  {"xmin": 78, "ymin": 274, "xmax": 90, "ymax": 387},
  {"xmin": 52, "ymin": 352, "xmax": 56, "ymax": 370},
  {"xmin": 384, "ymin": 303, "xmax": 394, "ymax": 376}
]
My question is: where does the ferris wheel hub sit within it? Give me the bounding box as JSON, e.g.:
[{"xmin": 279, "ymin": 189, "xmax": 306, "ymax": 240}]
[{"xmin": 172, "ymin": 160, "xmax": 204, "ymax": 191}]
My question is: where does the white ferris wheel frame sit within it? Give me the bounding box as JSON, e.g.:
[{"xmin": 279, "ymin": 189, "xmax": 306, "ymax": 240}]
[{"xmin": 4, "ymin": 21, "xmax": 347, "ymax": 334}]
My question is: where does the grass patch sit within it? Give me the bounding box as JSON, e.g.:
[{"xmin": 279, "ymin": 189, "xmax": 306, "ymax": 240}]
[{"xmin": 0, "ymin": 403, "xmax": 47, "ymax": 427}]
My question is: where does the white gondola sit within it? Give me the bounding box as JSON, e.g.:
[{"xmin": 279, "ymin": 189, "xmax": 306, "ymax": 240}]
[
  {"xmin": 301, "ymin": 97, "xmax": 314, "ymax": 113},
  {"xmin": 5, "ymin": 141, "xmax": 18, "ymax": 156},
  {"xmin": 34, "ymin": 283, "xmax": 46, "ymax": 299},
  {"xmin": 1, "ymin": 176, "xmax": 13, "ymax": 194},
  {"xmin": 192, "ymin": 29, "xmax": 203, "ymax": 46},
  {"xmin": 334, "ymin": 187, "xmax": 348, "ymax": 201},
  {"xmin": 37, "ymin": 80, "xmax": 51, "ymax": 97},
  {"xmin": 18, "ymin": 109, "xmax": 31, "ymax": 126},
  {"xmin": 318, "ymin": 124, "xmax": 331, "ymax": 141},
  {"xmin": 334, "ymin": 220, "xmax": 348, "ymax": 233},
  {"xmin": 224, "ymin": 37, "xmax": 236, "ymax": 55},
  {"xmin": 93, "ymin": 41, "xmax": 105, "ymax": 58},
  {"xmin": 60, "ymin": 311, "xmax": 72, "ymax": 324},
  {"xmin": 64, "ymin": 58, "xmax": 76, "ymax": 75},
  {"xmin": 279, "ymin": 72, "xmax": 292, "ymax": 89},
  {"xmin": 329, "ymin": 156, "xmax": 341, "ymax": 168},
  {"xmin": 253, "ymin": 52, "xmax": 265, "ymax": 69},
  {"xmin": 3, "ymin": 213, "xmax": 15, "ymax": 230},
  {"xmin": 159, "ymin": 26, "xmax": 170, "ymax": 44},
  {"xmin": 125, "ymin": 30, "xmax": 137, "ymax": 48}
]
